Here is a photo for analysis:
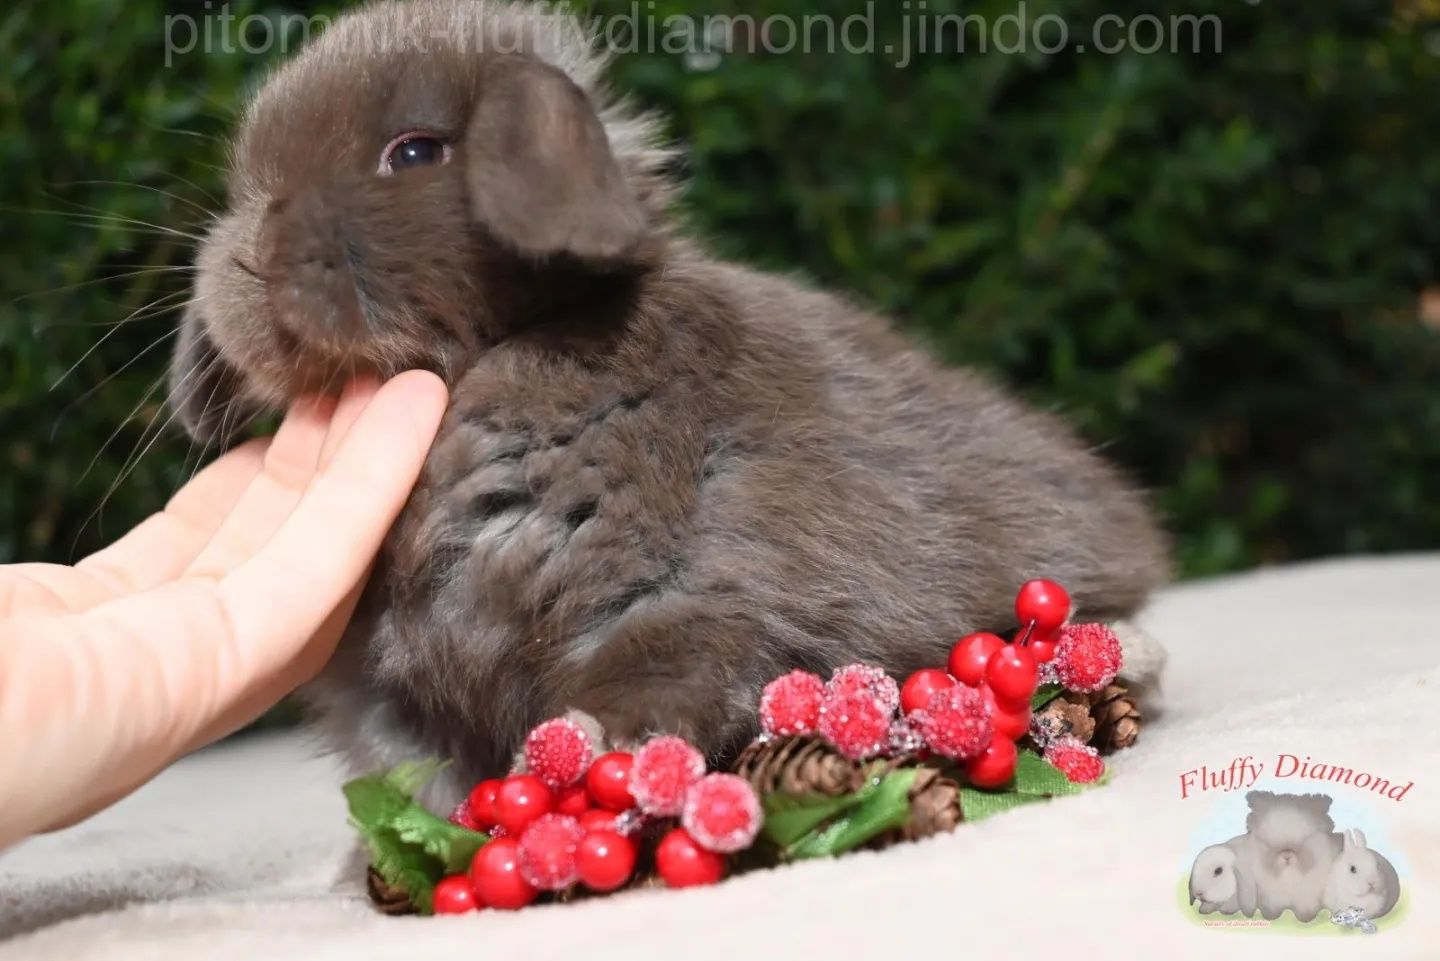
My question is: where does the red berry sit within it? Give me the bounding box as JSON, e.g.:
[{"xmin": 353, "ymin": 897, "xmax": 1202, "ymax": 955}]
[
  {"xmin": 1053, "ymin": 623, "xmax": 1124, "ymax": 693},
  {"xmin": 655, "ymin": 828, "xmax": 726, "ymax": 888},
  {"xmin": 825, "ymin": 664, "xmax": 901, "ymax": 716},
  {"xmin": 817, "ymin": 691, "xmax": 891, "ymax": 759},
  {"xmin": 1045, "ymin": 738, "xmax": 1106, "ymax": 783},
  {"xmin": 1030, "ymin": 638, "xmax": 1057, "ymax": 663},
  {"xmin": 555, "ymin": 784, "xmax": 590, "ymax": 817},
  {"xmin": 468, "ymin": 837, "xmax": 537, "ymax": 910},
  {"xmin": 947, "ymin": 632, "xmax": 1005, "ymax": 687},
  {"xmin": 1015, "ymin": 579, "xmax": 1071, "ymax": 635},
  {"xmin": 981, "ymin": 684, "xmax": 1031, "ymax": 741},
  {"xmin": 900, "ymin": 668, "xmax": 955, "ymax": 715},
  {"xmin": 448, "ymin": 798, "xmax": 482, "ymax": 831},
  {"xmin": 575, "ymin": 829, "xmax": 637, "ymax": 892},
  {"xmin": 524, "ymin": 717, "xmax": 593, "ymax": 789},
  {"xmin": 578, "ymin": 808, "xmax": 619, "ymax": 833},
  {"xmin": 759, "ymin": 670, "xmax": 826, "ymax": 736},
  {"xmin": 516, "ymin": 813, "xmax": 584, "ymax": 890},
  {"xmin": 467, "ymin": 779, "xmax": 503, "ymax": 830},
  {"xmin": 432, "ymin": 874, "xmax": 480, "ymax": 914},
  {"xmin": 965, "ymin": 736, "xmax": 1018, "ymax": 788},
  {"xmin": 681, "ymin": 773, "xmax": 762, "ymax": 853},
  {"xmin": 985, "ymin": 644, "xmax": 1039, "ymax": 702},
  {"xmin": 586, "ymin": 751, "xmax": 636, "ymax": 812},
  {"xmin": 493, "ymin": 775, "xmax": 554, "ymax": 835},
  {"xmin": 630, "ymin": 736, "xmax": 705, "ymax": 816},
  {"xmin": 916, "ymin": 685, "xmax": 992, "ymax": 760}
]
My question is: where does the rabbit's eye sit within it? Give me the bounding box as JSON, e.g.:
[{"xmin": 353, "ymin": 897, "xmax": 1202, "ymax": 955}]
[
  {"xmin": 1213, "ymin": 866, "xmax": 1223, "ymax": 877},
  {"xmin": 379, "ymin": 134, "xmax": 452, "ymax": 175},
  {"xmin": 1350, "ymin": 865, "xmax": 1357, "ymax": 874}
]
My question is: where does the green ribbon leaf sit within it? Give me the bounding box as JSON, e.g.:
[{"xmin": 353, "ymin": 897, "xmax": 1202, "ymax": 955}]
[
  {"xmin": 344, "ymin": 761, "xmax": 489, "ymax": 914},
  {"xmin": 1012, "ymin": 749, "xmax": 1083, "ymax": 797},
  {"xmin": 1030, "ymin": 683, "xmax": 1065, "ymax": 710},
  {"xmin": 958, "ymin": 787, "xmax": 1050, "ymax": 822},
  {"xmin": 762, "ymin": 790, "xmax": 868, "ymax": 848},
  {"xmin": 789, "ymin": 768, "xmax": 920, "ymax": 859}
]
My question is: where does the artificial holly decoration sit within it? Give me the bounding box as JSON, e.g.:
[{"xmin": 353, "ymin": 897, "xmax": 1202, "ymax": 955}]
[{"xmin": 348, "ymin": 578, "xmax": 1147, "ymax": 915}]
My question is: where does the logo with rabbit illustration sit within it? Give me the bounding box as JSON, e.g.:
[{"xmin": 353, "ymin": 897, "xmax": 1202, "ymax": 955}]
[{"xmin": 1187, "ymin": 791, "xmax": 1403, "ymax": 933}]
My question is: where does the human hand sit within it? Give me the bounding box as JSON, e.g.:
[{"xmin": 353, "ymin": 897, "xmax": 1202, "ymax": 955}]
[{"xmin": 0, "ymin": 371, "xmax": 448, "ymax": 849}]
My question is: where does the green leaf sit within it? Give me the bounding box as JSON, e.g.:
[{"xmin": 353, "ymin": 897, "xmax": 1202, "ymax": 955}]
[
  {"xmin": 958, "ymin": 787, "xmax": 1050, "ymax": 822},
  {"xmin": 1031, "ymin": 683, "xmax": 1065, "ymax": 710},
  {"xmin": 789, "ymin": 769, "xmax": 920, "ymax": 859},
  {"xmin": 761, "ymin": 790, "xmax": 866, "ymax": 848},
  {"xmin": 1012, "ymin": 750, "xmax": 1084, "ymax": 797},
  {"xmin": 343, "ymin": 761, "xmax": 489, "ymax": 914}
]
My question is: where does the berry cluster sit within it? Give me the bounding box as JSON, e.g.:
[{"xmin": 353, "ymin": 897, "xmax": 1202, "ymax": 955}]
[
  {"xmin": 433, "ymin": 719, "xmax": 762, "ymax": 914},
  {"xmin": 759, "ymin": 579, "xmax": 1123, "ymax": 791}
]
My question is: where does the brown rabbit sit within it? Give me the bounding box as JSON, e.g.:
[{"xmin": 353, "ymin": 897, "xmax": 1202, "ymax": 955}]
[{"xmin": 168, "ymin": 0, "xmax": 1168, "ymax": 807}]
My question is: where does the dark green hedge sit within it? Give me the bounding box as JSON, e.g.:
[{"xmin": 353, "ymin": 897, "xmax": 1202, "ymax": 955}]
[{"xmin": 3, "ymin": 0, "xmax": 1438, "ymax": 576}]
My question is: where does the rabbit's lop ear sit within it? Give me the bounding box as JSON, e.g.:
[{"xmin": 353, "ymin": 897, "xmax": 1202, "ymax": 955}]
[{"xmin": 464, "ymin": 56, "xmax": 646, "ymax": 262}]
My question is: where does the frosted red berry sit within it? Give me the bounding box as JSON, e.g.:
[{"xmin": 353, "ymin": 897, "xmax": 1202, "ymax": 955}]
[
  {"xmin": 575, "ymin": 829, "xmax": 638, "ymax": 892},
  {"xmin": 493, "ymin": 774, "xmax": 554, "ymax": 836},
  {"xmin": 1053, "ymin": 623, "xmax": 1123, "ymax": 693},
  {"xmin": 1045, "ymin": 738, "xmax": 1106, "ymax": 783},
  {"xmin": 825, "ymin": 664, "xmax": 901, "ymax": 716},
  {"xmin": 759, "ymin": 670, "xmax": 826, "ymax": 736},
  {"xmin": 1015, "ymin": 579, "xmax": 1071, "ymax": 635},
  {"xmin": 517, "ymin": 813, "xmax": 584, "ymax": 890},
  {"xmin": 555, "ymin": 784, "xmax": 590, "ymax": 817},
  {"xmin": 432, "ymin": 874, "xmax": 480, "ymax": 914},
  {"xmin": 900, "ymin": 668, "xmax": 955, "ymax": 715},
  {"xmin": 985, "ymin": 644, "xmax": 1039, "ymax": 702},
  {"xmin": 467, "ymin": 779, "xmax": 503, "ymax": 830},
  {"xmin": 948, "ymin": 632, "xmax": 1005, "ymax": 687},
  {"xmin": 981, "ymin": 684, "xmax": 1031, "ymax": 741},
  {"xmin": 468, "ymin": 836, "xmax": 537, "ymax": 910},
  {"xmin": 586, "ymin": 751, "xmax": 636, "ymax": 812},
  {"xmin": 965, "ymin": 736, "xmax": 1018, "ymax": 788},
  {"xmin": 630, "ymin": 736, "xmax": 705, "ymax": 817},
  {"xmin": 917, "ymin": 684, "xmax": 993, "ymax": 760},
  {"xmin": 448, "ymin": 797, "xmax": 482, "ymax": 831},
  {"xmin": 655, "ymin": 828, "xmax": 726, "ymax": 888},
  {"xmin": 524, "ymin": 717, "xmax": 593, "ymax": 789},
  {"xmin": 818, "ymin": 691, "xmax": 892, "ymax": 759},
  {"xmin": 681, "ymin": 773, "xmax": 762, "ymax": 853}
]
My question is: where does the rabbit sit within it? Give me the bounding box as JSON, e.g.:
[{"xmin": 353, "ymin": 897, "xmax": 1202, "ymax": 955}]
[
  {"xmin": 166, "ymin": 0, "xmax": 1169, "ymax": 808},
  {"xmin": 1323, "ymin": 829, "xmax": 1401, "ymax": 920},
  {"xmin": 1189, "ymin": 843, "xmax": 1254, "ymax": 915},
  {"xmin": 1240, "ymin": 791, "xmax": 1339, "ymax": 921}
]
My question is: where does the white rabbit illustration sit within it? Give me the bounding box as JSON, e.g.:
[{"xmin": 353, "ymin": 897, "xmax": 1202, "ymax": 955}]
[
  {"xmin": 1323, "ymin": 829, "xmax": 1401, "ymax": 920},
  {"xmin": 1189, "ymin": 844, "xmax": 1252, "ymax": 915}
]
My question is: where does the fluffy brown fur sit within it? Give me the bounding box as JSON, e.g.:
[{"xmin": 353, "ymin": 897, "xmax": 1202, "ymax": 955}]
[{"xmin": 169, "ymin": 0, "xmax": 1169, "ymax": 806}]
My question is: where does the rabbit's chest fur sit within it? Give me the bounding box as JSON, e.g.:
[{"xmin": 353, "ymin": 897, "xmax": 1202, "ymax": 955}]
[{"xmin": 307, "ymin": 257, "xmax": 1167, "ymax": 797}]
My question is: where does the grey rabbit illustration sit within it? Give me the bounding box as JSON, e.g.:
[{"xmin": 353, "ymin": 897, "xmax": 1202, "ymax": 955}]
[
  {"xmin": 167, "ymin": 0, "xmax": 1168, "ymax": 808},
  {"xmin": 1240, "ymin": 791, "xmax": 1337, "ymax": 922}
]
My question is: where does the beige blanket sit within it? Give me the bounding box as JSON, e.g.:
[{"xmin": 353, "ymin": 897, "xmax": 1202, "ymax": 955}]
[{"xmin": 3, "ymin": 555, "xmax": 1438, "ymax": 959}]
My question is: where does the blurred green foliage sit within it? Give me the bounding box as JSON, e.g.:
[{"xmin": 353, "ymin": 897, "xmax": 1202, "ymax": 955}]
[{"xmin": 3, "ymin": 0, "xmax": 1438, "ymax": 576}]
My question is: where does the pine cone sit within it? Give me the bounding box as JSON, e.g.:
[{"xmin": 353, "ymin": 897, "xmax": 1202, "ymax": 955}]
[
  {"xmin": 366, "ymin": 866, "xmax": 417, "ymax": 916},
  {"xmin": 903, "ymin": 767, "xmax": 963, "ymax": 840},
  {"xmin": 1032, "ymin": 694, "xmax": 1096, "ymax": 746},
  {"xmin": 1089, "ymin": 683, "xmax": 1141, "ymax": 753},
  {"xmin": 732, "ymin": 735, "xmax": 866, "ymax": 796}
]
